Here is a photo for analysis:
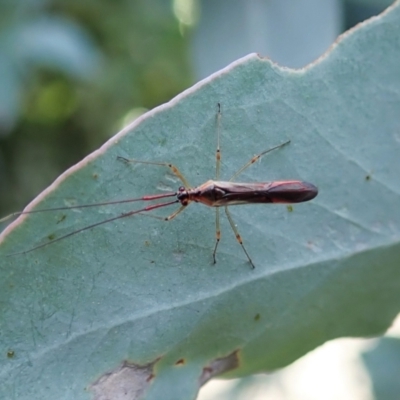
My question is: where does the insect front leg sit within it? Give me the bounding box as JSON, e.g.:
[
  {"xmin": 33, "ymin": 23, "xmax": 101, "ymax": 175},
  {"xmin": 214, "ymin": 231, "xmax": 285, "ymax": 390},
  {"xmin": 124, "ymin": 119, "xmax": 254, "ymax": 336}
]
[
  {"xmin": 117, "ymin": 156, "xmax": 191, "ymax": 188},
  {"xmin": 136, "ymin": 204, "xmax": 187, "ymax": 222}
]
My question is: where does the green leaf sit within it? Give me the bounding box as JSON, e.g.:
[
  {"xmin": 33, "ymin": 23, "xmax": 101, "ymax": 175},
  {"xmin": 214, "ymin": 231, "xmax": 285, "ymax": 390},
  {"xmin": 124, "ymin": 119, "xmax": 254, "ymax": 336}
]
[{"xmin": 1, "ymin": 3, "xmax": 400, "ymax": 399}]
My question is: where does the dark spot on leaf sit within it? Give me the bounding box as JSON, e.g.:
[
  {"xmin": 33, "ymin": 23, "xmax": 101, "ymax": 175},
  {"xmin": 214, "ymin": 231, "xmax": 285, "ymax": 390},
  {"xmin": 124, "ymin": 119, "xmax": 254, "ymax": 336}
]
[
  {"xmin": 254, "ymin": 313, "xmax": 261, "ymax": 321},
  {"xmin": 57, "ymin": 215, "xmax": 66, "ymax": 224},
  {"xmin": 199, "ymin": 350, "xmax": 239, "ymax": 386},
  {"xmin": 48, "ymin": 234, "xmax": 56, "ymax": 241},
  {"xmin": 365, "ymin": 174, "xmax": 371, "ymax": 181},
  {"xmin": 7, "ymin": 350, "xmax": 15, "ymax": 358},
  {"xmin": 175, "ymin": 358, "xmax": 185, "ymax": 365},
  {"xmin": 287, "ymin": 205, "xmax": 293, "ymax": 212},
  {"xmin": 146, "ymin": 373, "xmax": 155, "ymax": 382}
]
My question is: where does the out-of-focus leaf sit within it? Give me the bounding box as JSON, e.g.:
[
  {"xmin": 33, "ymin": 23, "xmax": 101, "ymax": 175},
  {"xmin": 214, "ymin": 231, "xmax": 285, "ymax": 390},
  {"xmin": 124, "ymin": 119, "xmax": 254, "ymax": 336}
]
[
  {"xmin": 0, "ymin": 14, "xmax": 102, "ymax": 135},
  {"xmin": 0, "ymin": 52, "xmax": 21, "ymax": 133},
  {"xmin": 13, "ymin": 16, "xmax": 103, "ymax": 79}
]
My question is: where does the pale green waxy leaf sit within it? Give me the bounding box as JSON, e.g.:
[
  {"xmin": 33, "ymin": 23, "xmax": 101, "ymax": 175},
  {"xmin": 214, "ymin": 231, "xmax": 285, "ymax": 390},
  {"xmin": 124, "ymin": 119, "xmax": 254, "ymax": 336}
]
[
  {"xmin": 1, "ymin": 3, "xmax": 400, "ymax": 399},
  {"xmin": 362, "ymin": 337, "xmax": 400, "ymax": 399}
]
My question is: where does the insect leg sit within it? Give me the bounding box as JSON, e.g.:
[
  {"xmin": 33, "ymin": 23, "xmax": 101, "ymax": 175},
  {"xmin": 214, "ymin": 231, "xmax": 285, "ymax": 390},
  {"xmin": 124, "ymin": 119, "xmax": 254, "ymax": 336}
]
[
  {"xmin": 212, "ymin": 103, "xmax": 222, "ymax": 264},
  {"xmin": 135, "ymin": 204, "xmax": 187, "ymax": 222},
  {"xmin": 212, "ymin": 206, "xmax": 221, "ymax": 264},
  {"xmin": 117, "ymin": 156, "xmax": 191, "ymax": 188},
  {"xmin": 228, "ymin": 140, "xmax": 291, "ymax": 182},
  {"xmin": 165, "ymin": 205, "xmax": 187, "ymax": 221},
  {"xmin": 216, "ymin": 103, "xmax": 221, "ymax": 180},
  {"xmin": 224, "ymin": 206, "xmax": 255, "ymax": 269}
]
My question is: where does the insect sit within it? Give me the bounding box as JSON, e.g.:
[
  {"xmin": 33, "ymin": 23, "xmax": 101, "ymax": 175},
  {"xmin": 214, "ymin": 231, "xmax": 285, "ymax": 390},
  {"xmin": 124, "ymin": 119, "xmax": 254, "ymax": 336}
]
[{"xmin": 1, "ymin": 104, "xmax": 318, "ymax": 268}]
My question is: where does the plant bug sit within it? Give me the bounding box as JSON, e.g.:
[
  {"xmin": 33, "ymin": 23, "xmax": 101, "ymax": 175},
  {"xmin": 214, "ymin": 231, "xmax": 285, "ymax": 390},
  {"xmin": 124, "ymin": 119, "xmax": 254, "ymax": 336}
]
[{"xmin": 1, "ymin": 104, "xmax": 318, "ymax": 268}]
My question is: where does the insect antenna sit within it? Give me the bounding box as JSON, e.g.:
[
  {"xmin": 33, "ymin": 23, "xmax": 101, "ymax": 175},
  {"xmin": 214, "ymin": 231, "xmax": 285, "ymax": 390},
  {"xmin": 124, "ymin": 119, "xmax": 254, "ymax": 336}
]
[
  {"xmin": 0, "ymin": 193, "xmax": 178, "ymax": 224},
  {"xmin": 6, "ymin": 198, "xmax": 179, "ymax": 256}
]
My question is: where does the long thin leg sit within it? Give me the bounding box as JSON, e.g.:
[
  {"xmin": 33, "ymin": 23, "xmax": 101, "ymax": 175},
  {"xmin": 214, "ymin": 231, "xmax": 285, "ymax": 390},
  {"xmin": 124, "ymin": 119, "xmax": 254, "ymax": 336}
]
[
  {"xmin": 165, "ymin": 205, "xmax": 187, "ymax": 221},
  {"xmin": 212, "ymin": 103, "xmax": 222, "ymax": 264},
  {"xmin": 216, "ymin": 103, "xmax": 221, "ymax": 180},
  {"xmin": 134, "ymin": 204, "xmax": 187, "ymax": 222},
  {"xmin": 214, "ymin": 103, "xmax": 253, "ymax": 267},
  {"xmin": 224, "ymin": 206, "xmax": 255, "ymax": 269},
  {"xmin": 212, "ymin": 207, "xmax": 221, "ymax": 264},
  {"xmin": 117, "ymin": 156, "xmax": 191, "ymax": 188},
  {"xmin": 228, "ymin": 140, "xmax": 291, "ymax": 182}
]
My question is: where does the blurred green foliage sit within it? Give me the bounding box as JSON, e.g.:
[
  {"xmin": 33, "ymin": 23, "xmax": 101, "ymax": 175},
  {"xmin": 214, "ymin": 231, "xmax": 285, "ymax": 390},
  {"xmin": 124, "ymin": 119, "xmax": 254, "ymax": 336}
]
[{"xmin": 0, "ymin": 0, "xmax": 192, "ymax": 215}]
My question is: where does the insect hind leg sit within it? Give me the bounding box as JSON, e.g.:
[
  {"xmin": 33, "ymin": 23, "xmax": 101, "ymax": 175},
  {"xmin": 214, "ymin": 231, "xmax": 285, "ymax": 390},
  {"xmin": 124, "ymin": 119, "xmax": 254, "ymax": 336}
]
[
  {"xmin": 224, "ymin": 206, "xmax": 255, "ymax": 269},
  {"xmin": 212, "ymin": 207, "xmax": 221, "ymax": 264}
]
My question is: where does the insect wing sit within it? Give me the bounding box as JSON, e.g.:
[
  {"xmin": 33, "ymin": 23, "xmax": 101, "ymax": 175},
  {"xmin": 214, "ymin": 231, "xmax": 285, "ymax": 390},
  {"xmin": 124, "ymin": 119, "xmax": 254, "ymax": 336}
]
[
  {"xmin": 264, "ymin": 180, "xmax": 318, "ymax": 203},
  {"xmin": 212, "ymin": 181, "xmax": 318, "ymax": 205}
]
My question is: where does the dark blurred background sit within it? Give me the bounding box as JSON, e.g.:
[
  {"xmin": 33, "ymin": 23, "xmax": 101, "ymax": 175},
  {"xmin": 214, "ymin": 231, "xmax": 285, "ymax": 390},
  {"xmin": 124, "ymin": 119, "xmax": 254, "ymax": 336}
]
[
  {"xmin": 0, "ymin": 0, "xmax": 193, "ymax": 215},
  {"xmin": 0, "ymin": 0, "xmax": 389, "ymax": 216}
]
